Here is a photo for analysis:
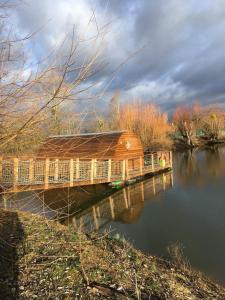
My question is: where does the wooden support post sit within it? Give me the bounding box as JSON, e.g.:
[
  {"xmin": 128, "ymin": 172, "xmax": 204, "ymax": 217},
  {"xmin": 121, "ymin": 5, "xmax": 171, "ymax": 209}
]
[
  {"xmin": 108, "ymin": 159, "xmax": 111, "ymax": 182},
  {"xmin": 152, "ymin": 176, "xmax": 156, "ymax": 195},
  {"xmin": 123, "ymin": 188, "xmax": 129, "ymax": 208},
  {"xmin": 109, "ymin": 197, "xmax": 115, "ymax": 219},
  {"xmin": 3, "ymin": 194, "xmax": 7, "ymax": 209},
  {"xmin": 122, "ymin": 160, "xmax": 126, "ymax": 180},
  {"xmin": 171, "ymin": 171, "xmax": 174, "ymax": 187},
  {"xmin": 169, "ymin": 151, "xmax": 173, "ymax": 168},
  {"xmin": 151, "ymin": 154, "xmax": 154, "ymax": 172},
  {"xmin": 126, "ymin": 159, "xmax": 130, "ymax": 180},
  {"xmin": 72, "ymin": 216, "xmax": 77, "ymax": 229},
  {"xmin": 92, "ymin": 206, "xmax": 99, "ymax": 230},
  {"xmin": 0, "ymin": 156, "xmax": 2, "ymax": 184},
  {"xmin": 29, "ymin": 159, "xmax": 34, "ymax": 184},
  {"xmin": 141, "ymin": 182, "xmax": 144, "ymax": 201},
  {"xmin": 75, "ymin": 158, "xmax": 79, "ymax": 180},
  {"xmin": 163, "ymin": 173, "xmax": 166, "ymax": 191},
  {"xmin": 91, "ymin": 159, "xmax": 94, "ymax": 184},
  {"xmin": 69, "ymin": 159, "xmax": 74, "ymax": 187},
  {"xmin": 44, "ymin": 158, "xmax": 49, "ymax": 189},
  {"xmin": 93, "ymin": 159, "xmax": 97, "ymax": 178},
  {"xmin": 139, "ymin": 156, "xmax": 143, "ymax": 176},
  {"xmin": 127, "ymin": 186, "xmax": 131, "ymax": 207},
  {"xmin": 54, "ymin": 159, "xmax": 59, "ymax": 182},
  {"xmin": 96, "ymin": 206, "xmax": 101, "ymax": 218},
  {"xmin": 13, "ymin": 158, "xmax": 19, "ymax": 188}
]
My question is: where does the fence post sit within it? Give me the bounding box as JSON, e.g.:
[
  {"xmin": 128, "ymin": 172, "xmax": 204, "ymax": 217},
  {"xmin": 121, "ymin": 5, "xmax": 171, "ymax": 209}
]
[
  {"xmin": 122, "ymin": 160, "xmax": 126, "ymax": 180},
  {"xmin": 44, "ymin": 158, "xmax": 49, "ymax": 189},
  {"xmin": 13, "ymin": 158, "xmax": 19, "ymax": 188},
  {"xmin": 151, "ymin": 154, "xmax": 154, "ymax": 172},
  {"xmin": 70, "ymin": 159, "xmax": 74, "ymax": 187},
  {"xmin": 108, "ymin": 159, "xmax": 111, "ymax": 182},
  {"xmin": 54, "ymin": 159, "xmax": 59, "ymax": 182},
  {"xmin": 75, "ymin": 158, "xmax": 79, "ymax": 180},
  {"xmin": 29, "ymin": 159, "xmax": 34, "ymax": 184},
  {"xmin": 91, "ymin": 159, "xmax": 94, "ymax": 184}
]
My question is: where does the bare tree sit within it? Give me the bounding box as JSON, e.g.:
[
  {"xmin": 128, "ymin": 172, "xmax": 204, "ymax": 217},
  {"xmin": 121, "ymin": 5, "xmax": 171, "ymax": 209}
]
[{"xmin": 0, "ymin": 3, "xmax": 106, "ymax": 153}]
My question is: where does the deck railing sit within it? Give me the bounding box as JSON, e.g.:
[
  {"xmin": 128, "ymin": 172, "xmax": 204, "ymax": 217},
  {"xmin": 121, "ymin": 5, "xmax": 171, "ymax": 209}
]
[{"xmin": 0, "ymin": 151, "xmax": 172, "ymax": 191}]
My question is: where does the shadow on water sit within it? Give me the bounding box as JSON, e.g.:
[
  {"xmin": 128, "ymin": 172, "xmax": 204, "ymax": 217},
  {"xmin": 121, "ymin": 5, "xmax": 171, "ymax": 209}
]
[{"xmin": 0, "ymin": 209, "xmax": 24, "ymax": 299}]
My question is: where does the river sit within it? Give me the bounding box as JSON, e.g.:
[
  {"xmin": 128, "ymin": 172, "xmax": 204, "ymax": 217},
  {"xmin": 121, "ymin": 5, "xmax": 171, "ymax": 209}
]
[{"xmin": 1, "ymin": 146, "xmax": 225, "ymax": 285}]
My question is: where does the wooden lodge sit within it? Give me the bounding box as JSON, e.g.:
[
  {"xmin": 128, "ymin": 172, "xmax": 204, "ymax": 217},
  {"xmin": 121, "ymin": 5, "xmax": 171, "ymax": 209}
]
[
  {"xmin": 37, "ymin": 131, "xmax": 144, "ymax": 160},
  {"xmin": 0, "ymin": 131, "xmax": 172, "ymax": 193}
]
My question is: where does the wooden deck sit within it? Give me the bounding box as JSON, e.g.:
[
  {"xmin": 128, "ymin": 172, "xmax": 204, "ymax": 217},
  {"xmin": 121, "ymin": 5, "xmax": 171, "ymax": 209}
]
[{"xmin": 0, "ymin": 151, "xmax": 172, "ymax": 193}]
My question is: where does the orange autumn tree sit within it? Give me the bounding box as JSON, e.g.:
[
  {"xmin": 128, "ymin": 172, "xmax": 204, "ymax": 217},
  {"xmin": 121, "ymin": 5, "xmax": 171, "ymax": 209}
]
[{"xmin": 119, "ymin": 101, "xmax": 171, "ymax": 150}]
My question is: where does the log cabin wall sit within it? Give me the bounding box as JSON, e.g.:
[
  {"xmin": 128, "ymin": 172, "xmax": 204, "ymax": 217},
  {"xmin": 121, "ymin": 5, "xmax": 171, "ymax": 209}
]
[{"xmin": 37, "ymin": 131, "xmax": 144, "ymax": 161}]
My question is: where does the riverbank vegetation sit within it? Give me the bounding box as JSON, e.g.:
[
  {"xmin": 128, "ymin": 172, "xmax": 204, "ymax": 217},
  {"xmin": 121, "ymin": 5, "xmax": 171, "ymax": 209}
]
[{"xmin": 1, "ymin": 209, "xmax": 225, "ymax": 300}]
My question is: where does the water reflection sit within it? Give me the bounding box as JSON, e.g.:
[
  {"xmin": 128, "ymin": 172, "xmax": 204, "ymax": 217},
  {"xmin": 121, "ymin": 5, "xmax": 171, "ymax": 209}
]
[
  {"xmin": 0, "ymin": 172, "xmax": 173, "ymax": 233},
  {"xmin": 175, "ymin": 146, "xmax": 225, "ymax": 187},
  {"xmin": 67, "ymin": 172, "xmax": 173, "ymax": 232}
]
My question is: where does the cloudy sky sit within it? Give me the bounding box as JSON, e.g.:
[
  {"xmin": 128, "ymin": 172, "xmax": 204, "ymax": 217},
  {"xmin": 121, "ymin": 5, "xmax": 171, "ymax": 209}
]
[{"xmin": 13, "ymin": 0, "xmax": 225, "ymax": 112}]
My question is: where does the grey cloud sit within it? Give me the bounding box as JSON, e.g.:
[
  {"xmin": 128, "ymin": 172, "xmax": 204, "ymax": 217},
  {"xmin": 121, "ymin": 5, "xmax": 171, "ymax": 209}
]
[{"xmin": 12, "ymin": 0, "xmax": 225, "ymax": 111}]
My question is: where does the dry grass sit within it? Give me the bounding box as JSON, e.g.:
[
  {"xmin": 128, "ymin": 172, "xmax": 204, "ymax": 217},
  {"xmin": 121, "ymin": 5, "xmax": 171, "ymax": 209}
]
[{"xmin": 1, "ymin": 209, "xmax": 225, "ymax": 299}]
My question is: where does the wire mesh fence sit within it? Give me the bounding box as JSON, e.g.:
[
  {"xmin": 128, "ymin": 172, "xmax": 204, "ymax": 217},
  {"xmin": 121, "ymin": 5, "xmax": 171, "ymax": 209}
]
[{"xmin": 0, "ymin": 151, "xmax": 172, "ymax": 188}]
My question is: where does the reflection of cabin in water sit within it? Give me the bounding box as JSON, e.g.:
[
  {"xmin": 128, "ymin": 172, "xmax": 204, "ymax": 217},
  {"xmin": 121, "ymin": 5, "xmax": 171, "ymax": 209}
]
[{"xmin": 38, "ymin": 131, "xmax": 144, "ymax": 170}]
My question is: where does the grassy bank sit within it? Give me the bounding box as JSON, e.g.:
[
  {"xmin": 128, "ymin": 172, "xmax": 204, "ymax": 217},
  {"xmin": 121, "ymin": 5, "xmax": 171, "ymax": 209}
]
[{"xmin": 0, "ymin": 209, "xmax": 225, "ymax": 300}]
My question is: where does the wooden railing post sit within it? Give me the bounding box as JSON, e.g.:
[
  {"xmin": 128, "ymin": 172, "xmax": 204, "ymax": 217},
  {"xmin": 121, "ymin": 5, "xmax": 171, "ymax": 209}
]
[
  {"xmin": 151, "ymin": 154, "xmax": 154, "ymax": 172},
  {"xmin": 91, "ymin": 159, "xmax": 94, "ymax": 184},
  {"xmin": 122, "ymin": 160, "xmax": 126, "ymax": 180},
  {"xmin": 29, "ymin": 159, "xmax": 34, "ymax": 184},
  {"xmin": 44, "ymin": 158, "xmax": 49, "ymax": 189},
  {"xmin": 76, "ymin": 158, "xmax": 79, "ymax": 180},
  {"xmin": 108, "ymin": 159, "xmax": 111, "ymax": 182},
  {"xmin": 54, "ymin": 159, "xmax": 59, "ymax": 182},
  {"xmin": 69, "ymin": 159, "xmax": 74, "ymax": 187},
  {"xmin": 13, "ymin": 158, "xmax": 19, "ymax": 188}
]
